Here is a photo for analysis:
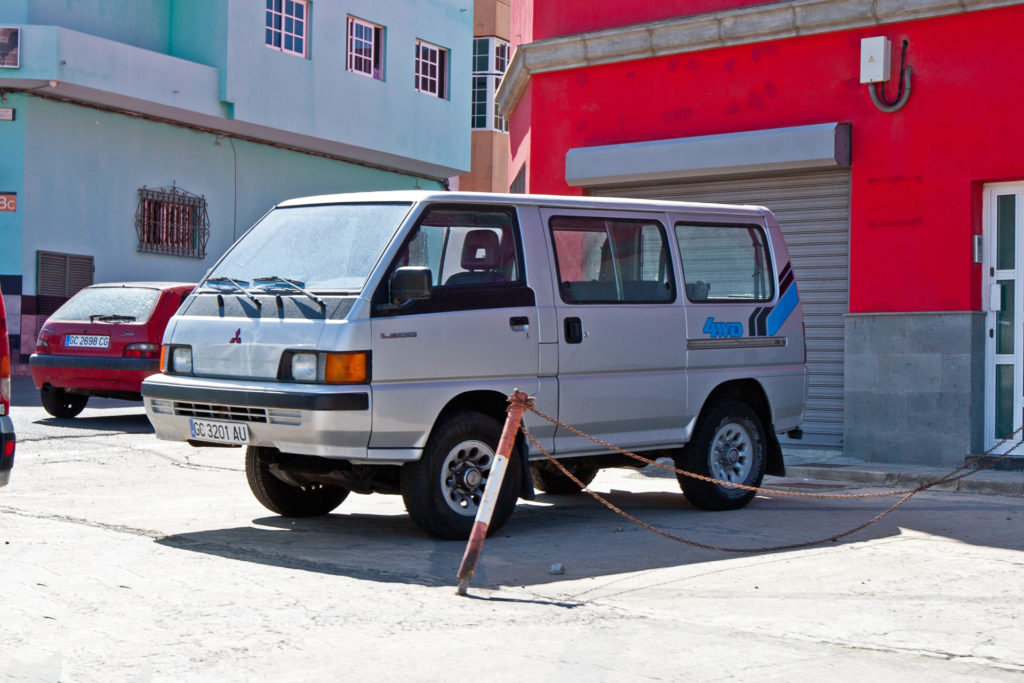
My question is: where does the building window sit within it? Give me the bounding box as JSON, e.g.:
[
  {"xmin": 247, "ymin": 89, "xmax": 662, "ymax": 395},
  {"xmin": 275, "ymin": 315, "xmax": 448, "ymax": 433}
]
[
  {"xmin": 265, "ymin": 0, "xmax": 308, "ymax": 57},
  {"xmin": 347, "ymin": 16, "xmax": 384, "ymax": 79},
  {"xmin": 509, "ymin": 165, "xmax": 525, "ymax": 194},
  {"xmin": 135, "ymin": 186, "xmax": 210, "ymax": 259},
  {"xmin": 471, "ymin": 76, "xmax": 488, "ymax": 128},
  {"xmin": 471, "ymin": 37, "xmax": 510, "ymax": 132},
  {"xmin": 415, "ymin": 40, "xmax": 448, "ymax": 98}
]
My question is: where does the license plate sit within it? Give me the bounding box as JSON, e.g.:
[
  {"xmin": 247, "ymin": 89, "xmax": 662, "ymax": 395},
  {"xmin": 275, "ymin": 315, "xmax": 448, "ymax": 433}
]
[
  {"xmin": 189, "ymin": 419, "xmax": 249, "ymax": 445},
  {"xmin": 65, "ymin": 334, "xmax": 110, "ymax": 349}
]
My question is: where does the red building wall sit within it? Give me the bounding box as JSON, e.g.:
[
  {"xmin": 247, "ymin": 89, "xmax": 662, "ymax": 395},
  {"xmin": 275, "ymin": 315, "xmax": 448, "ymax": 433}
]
[{"xmin": 511, "ymin": 5, "xmax": 1024, "ymax": 314}]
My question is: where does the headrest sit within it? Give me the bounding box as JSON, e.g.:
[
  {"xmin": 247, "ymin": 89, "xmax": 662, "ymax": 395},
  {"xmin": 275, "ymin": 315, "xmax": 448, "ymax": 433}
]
[{"xmin": 461, "ymin": 230, "xmax": 500, "ymax": 270}]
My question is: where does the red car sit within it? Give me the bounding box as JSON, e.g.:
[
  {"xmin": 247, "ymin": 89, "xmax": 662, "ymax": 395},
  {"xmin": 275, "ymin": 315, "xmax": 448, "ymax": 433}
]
[
  {"xmin": 30, "ymin": 282, "xmax": 193, "ymax": 418},
  {"xmin": 1, "ymin": 281, "xmax": 15, "ymax": 485}
]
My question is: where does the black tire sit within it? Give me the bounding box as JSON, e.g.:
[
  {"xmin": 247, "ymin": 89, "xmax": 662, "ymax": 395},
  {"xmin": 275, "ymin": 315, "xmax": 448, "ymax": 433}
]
[
  {"xmin": 245, "ymin": 446, "xmax": 349, "ymax": 517},
  {"xmin": 400, "ymin": 411, "xmax": 521, "ymax": 540},
  {"xmin": 40, "ymin": 387, "xmax": 88, "ymax": 418},
  {"xmin": 676, "ymin": 399, "xmax": 766, "ymax": 511},
  {"xmin": 531, "ymin": 459, "xmax": 598, "ymax": 494}
]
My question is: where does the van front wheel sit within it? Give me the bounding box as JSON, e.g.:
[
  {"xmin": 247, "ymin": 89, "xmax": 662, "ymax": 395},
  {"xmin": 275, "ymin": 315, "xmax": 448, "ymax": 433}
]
[
  {"xmin": 401, "ymin": 411, "xmax": 521, "ymax": 540},
  {"xmin": 676, "ymin": 400, "xmax": 765, "ymax": 511},
  {"xmin": 245, "ymin": 446, "xmax": 349, "ymax": 517}
]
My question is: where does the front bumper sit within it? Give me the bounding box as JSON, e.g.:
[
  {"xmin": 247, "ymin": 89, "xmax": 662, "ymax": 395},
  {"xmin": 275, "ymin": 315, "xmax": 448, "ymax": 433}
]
[
  {"xmin": 30, "ymin": 354, "xmax": 158, "ymax": 394},
  {"xmin": 142, "ymin": 374, "xmax": 412, "ymax": 462},
  {"xmin": 0, "ymin": 414, "xmax": 15, "ymax": 487}
]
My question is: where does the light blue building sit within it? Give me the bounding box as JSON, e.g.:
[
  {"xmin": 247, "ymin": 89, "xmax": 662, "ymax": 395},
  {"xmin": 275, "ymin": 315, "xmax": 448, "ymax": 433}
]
[{"xmin": 0, "ymin": 0, "xmax": 472, "ymax": 367}]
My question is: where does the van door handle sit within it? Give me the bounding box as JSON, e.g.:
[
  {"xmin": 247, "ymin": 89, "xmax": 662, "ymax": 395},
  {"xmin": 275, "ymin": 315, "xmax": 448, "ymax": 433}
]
[
  {"xmin": 564, "ymin": 317, "xmax": 583, "ymax": 344},
  {"xmin": 509, "ymin": 316, "xmax": 529, "ymax": 331}
]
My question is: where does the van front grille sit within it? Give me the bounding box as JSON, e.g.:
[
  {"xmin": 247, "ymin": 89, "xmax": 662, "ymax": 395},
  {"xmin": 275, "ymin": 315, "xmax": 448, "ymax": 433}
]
[{"xmin": 173, "ymin": 402, "xmax": 268, "ymax": 423}]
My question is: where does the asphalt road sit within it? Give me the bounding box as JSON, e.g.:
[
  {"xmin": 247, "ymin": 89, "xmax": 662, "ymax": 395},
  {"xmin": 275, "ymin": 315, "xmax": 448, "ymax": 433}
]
[{"xmin": 2, "ymin": 382, "xmax": 1023, "ymax": 681}]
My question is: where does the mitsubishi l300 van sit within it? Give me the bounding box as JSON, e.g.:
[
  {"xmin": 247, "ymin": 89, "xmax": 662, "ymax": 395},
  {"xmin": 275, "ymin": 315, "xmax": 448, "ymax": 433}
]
[{"xmin": 143, "ymin": 191, "xmax": 806, "ymax": 539}]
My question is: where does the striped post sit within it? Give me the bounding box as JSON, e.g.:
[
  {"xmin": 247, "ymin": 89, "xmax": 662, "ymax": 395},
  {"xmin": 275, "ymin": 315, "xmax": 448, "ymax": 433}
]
[{"xmin": 456, "ymin": 390, "xmax": 529, "ymax": 596}]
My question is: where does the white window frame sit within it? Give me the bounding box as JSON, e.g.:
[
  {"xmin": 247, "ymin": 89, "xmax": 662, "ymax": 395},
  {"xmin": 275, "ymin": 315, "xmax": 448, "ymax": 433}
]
[
  {"xmin": 347, "ymin": 16, "xmax": 384, "ymax": 80},
  {"xmin": 265, "ymin": 0, "xmax": 309, "ymax": 58},
  {"xmin": 415, "ymin": 40, "xmax": 448, "ymax": 99},
  {"xmin": 471, "ymin": 37, "xmax": 510, "ymax": 132}
]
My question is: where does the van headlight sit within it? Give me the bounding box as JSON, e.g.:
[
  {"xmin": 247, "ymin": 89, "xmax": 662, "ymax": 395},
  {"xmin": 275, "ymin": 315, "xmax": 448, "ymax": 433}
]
[
  {"xmin": 161, "ymin": 345, "xmax": 193, "ymax": 375},
  {"xmin": 291, "ymin": 353, "xmax": 318, "ymax": 382},
  {"xmin": 280, "ymin": 351, "xmax": 369, "ymax": 384}
]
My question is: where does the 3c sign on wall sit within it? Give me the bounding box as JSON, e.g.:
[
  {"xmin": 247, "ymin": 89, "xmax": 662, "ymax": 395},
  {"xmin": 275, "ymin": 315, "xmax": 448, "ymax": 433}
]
[{"xmin": 0, "ymin": 193, "xmax": 16, "ymax": 212}]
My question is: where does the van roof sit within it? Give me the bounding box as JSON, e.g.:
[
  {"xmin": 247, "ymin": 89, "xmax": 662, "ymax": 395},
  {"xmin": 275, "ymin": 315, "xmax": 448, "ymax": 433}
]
[{"xmin": 275, "ymin": 190, "xmax": 769, "ymax": 217}]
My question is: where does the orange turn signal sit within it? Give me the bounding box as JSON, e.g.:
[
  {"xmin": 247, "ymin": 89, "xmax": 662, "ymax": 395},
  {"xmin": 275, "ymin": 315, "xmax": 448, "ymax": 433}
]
[{"xmin": 323, "ymin": 352, "xmax": 368, "ymax": 384}]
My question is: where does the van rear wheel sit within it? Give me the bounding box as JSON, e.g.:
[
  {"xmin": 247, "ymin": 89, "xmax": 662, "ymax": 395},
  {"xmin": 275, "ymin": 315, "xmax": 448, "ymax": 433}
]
[
  {"xmin": 531, "ymin": 460, "xmax": 598, "ymax": 494},
  {"xmin": 676, "ymin": 400, "xmax": 765, "ymax": 511},
  {"xmin": 401, "ymin": 411, "xmax": 521, "ymax": 540},
  {"xmin": 40, "ymin": 387, "xmax": 88, "ymax": 418},
  {"xmin": 245, "ymin": 446, "xmax": 349, "ymax": 517}
]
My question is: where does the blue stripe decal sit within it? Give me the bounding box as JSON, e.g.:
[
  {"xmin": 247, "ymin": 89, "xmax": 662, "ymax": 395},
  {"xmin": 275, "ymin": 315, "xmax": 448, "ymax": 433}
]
[{"xmin": 765, "ymin": 284, "xmax": 799, "ymax": 336}]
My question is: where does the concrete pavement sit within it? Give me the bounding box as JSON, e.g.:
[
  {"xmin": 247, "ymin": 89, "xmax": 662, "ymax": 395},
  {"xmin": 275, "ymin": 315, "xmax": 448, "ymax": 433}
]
[{"xmin": 10, "ymin": 375, "xmax": 1024, "ymax": 498}]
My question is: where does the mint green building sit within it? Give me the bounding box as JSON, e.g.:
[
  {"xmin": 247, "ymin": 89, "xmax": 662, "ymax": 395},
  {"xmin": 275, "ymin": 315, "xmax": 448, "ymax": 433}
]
[{"xmin": 0, "ymin": 0, "xmax": 472, "ymax": 366}]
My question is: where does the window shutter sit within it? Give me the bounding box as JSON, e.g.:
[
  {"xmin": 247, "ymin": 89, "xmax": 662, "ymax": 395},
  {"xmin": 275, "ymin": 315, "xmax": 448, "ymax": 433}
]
[
  {"xmin": 36, "ymin": 250, "xmax": 94, "ymax": 297},
  {"xmin": 67, "ymin": 255, "xmax": 94, "ymax": 296},
  {"xmin": 37, "ymin": 251, "xmax": 68, "ymax": 297}
]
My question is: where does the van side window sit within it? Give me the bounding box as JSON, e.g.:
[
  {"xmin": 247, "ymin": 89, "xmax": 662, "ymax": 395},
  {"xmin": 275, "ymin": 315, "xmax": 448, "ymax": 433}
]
[
  {"xmin": 399, "ymin": 206, "xmax": 520, "ymax": 287},
  {"xmin": 675, "ymin": 223, "xmax": 773, "ymax": 302},
  {"xmin": 550, "ymin": 216, "xmax": 674, "ymax": 304},
  {"xmin": 374, "ymin": 204, "xmax": 532, "ymax": 316}
]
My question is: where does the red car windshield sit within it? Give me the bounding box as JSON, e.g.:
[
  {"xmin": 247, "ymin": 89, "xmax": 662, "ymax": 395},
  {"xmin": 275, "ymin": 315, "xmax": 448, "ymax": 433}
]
[{"xmin": 49, "ymin": 287, "xmax": 161, "ymax": 323}]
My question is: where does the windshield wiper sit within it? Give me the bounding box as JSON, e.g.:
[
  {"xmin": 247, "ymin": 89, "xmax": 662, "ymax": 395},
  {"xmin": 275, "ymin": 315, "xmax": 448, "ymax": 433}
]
[
  {"xmin": 205, "ymin": 276, "xmax": 262, "ymax": 308},
  {"xmin": 89, "ymin": 314, "xmax": 136, "ymax": 323},
  {"xmin": 253, "ymin": 276, "xmax": 326, "ymax": 309}
]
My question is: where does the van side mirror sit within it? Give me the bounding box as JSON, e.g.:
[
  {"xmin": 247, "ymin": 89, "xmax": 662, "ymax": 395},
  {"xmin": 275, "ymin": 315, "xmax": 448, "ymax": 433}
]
[{"xmin": 390, "ymin": 266, "xmax": 432, "ymax": 306}]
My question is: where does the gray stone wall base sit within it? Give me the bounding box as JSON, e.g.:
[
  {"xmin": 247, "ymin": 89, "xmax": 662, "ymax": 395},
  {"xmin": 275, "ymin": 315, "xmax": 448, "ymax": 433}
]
[{"xmin": 844, "ymin": 311, "xmax": 985, "ymax": 467}]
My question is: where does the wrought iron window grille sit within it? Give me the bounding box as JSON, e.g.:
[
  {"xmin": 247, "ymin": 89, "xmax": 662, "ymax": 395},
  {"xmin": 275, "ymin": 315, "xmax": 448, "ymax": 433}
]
[{"xmin": 135, "ymin": 185, "xmax": 210, "ymax": 259}]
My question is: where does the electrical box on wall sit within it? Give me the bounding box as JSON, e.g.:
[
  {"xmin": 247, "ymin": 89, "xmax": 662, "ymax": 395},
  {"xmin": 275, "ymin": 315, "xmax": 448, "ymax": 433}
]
[{"xmin": 860, "ymin": 36, "xmax": 891, "ymax": 83}]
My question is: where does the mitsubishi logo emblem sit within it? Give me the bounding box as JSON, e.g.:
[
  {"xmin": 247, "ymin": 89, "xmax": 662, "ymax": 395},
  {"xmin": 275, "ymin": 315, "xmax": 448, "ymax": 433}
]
[{"xmin": 229, "ymin": 328, "xmax": 242, "ymax": 344}]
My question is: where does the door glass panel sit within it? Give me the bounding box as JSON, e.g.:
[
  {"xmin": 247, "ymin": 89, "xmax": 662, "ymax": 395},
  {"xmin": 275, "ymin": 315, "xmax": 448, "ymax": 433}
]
[
  {"xmin": 997, "ymin": 194, "xmax": 1015, "ymax": 270},
  {"xmin": 996, "ymin": 364, "xmax": 1014, "ymax": 439},
  {"xmin": 396, "ymin": 206, "xmax": 521, "ymax": 287},
  {"xmin": 997, "ymin": 279, "xmax": 1014, "ymax": 354},
  {"xmin": 550, "ymin": 216, "xmax": 674, "ymax": 303}
]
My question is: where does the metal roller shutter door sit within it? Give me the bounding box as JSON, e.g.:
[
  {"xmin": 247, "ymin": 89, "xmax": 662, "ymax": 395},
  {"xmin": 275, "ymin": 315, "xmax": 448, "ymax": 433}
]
[{"xmin": 591, "ymin": 169, "xmax": 850, "ymax": 449}]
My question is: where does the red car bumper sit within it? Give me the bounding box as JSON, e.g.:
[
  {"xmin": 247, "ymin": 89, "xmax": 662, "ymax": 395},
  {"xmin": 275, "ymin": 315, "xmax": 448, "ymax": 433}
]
[{"xmin": 30, "ymin": 354, "xmax": 160, "ymax": 395}]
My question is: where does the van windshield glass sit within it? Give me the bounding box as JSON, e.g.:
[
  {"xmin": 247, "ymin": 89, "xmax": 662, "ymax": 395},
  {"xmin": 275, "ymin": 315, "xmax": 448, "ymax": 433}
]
[{"xmin": 204, "ymin": 203, "xmax": 412, "ymax": 292}]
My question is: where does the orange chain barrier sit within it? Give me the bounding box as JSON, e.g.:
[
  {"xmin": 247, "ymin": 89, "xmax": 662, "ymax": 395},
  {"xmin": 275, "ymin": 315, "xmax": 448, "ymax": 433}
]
[{"xmin": 517, "ymin": 399, "xmax": 1022, "ymax": 554}]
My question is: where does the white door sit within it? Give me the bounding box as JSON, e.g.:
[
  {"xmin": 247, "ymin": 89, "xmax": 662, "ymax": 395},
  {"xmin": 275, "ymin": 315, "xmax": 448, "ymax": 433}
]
[
  {"xmin": 541, "ymin": 209, "xmax": 687, "ymax": 454},
  {"xmin": 369, "ymin": 204, "xmax": 541, "ymax": 448},
  {"xmin": 984, "ymin": 183, "xmax": 1024, "ymax": 451}
]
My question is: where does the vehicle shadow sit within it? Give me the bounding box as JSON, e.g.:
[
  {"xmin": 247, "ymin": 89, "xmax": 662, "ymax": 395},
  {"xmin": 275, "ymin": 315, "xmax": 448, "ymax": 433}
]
[
  {"xmin": 154, "ymin": 485, "xmax": 1024, "ymax": 591},
  {"xmin": 36, "ymin": 413, "xmax": 154, "ymax": 434}
]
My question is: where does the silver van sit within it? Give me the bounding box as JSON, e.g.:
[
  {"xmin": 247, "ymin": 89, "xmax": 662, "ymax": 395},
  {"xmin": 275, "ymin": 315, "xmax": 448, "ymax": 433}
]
[{"xmin": 143, "ymin": 191, "xmax": 806, "ymax": 539}]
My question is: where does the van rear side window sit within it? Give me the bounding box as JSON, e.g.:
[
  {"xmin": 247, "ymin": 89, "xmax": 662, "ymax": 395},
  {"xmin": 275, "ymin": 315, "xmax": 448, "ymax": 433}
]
[
  {"xmin": 551, "ymin": 216, "xmax": 674, "ymax": 304},
  {"xmin": 676, "ymin": 223, "xmax": 773, "ymax": 302}
]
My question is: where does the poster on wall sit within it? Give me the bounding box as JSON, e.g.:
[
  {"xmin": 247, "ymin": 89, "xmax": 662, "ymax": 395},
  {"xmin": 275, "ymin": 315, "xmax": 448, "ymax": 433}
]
[{"xmin": 0, "ymin": 28, "xmax": 19, "ymax": 69}]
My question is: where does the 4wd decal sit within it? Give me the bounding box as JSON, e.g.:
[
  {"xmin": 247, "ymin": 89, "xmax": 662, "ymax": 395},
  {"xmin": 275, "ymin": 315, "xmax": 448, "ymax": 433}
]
[
  {"xmin": 702, "ymin": 318, "xmax": 744, "ymax": 338},
  {"xmin": 749, "ymin": 262, "xmax": 799, "ymax": 337}
]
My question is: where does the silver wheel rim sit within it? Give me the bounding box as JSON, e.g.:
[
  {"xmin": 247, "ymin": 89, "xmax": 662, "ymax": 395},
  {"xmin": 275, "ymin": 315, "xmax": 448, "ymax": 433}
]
[
  {"xmin": 439, "ymin": 439, "xmax": 494, "ymax": 516},
  {"xmin": 709, "ymin": 420, "xmax": 754, "ymax": 484}
]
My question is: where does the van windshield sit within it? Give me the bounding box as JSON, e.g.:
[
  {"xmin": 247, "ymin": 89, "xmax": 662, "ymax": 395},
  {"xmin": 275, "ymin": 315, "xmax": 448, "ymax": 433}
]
[{"xmin": 203, "ymin": 202, "xmax": 412, "ymax": 293}]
